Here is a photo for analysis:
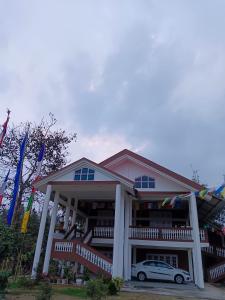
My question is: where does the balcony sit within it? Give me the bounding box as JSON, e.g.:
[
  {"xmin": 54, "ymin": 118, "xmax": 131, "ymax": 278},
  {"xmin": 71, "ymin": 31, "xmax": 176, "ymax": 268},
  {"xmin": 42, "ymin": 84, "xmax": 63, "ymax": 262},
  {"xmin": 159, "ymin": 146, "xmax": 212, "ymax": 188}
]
[{"xmin": 91, "ymin": 226, "xmax": 208, "ymax": 243}]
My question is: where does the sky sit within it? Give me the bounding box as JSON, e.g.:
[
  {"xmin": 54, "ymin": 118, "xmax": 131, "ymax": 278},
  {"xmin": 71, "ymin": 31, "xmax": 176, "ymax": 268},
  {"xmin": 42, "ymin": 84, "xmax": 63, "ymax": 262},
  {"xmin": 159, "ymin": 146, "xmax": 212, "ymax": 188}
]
[{"xmin": 0, "ymin": 0, "xmax": 225, "ymax": 186}]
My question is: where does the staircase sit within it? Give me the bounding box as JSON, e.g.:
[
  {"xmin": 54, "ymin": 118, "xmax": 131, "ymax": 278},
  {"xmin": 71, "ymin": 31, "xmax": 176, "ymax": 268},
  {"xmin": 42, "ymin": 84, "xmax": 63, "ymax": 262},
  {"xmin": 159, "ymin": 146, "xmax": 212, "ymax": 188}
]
[
  {"xmin": 51, "ymin": 238, "xmax": 112, "ymax": 277},
  {"xmin": 207, "ymin": 261, "xmax": 225, "ymax": 282},
  {"xmin": 203, "ymin": 244, "xmax": 225, "ymax": 282}
]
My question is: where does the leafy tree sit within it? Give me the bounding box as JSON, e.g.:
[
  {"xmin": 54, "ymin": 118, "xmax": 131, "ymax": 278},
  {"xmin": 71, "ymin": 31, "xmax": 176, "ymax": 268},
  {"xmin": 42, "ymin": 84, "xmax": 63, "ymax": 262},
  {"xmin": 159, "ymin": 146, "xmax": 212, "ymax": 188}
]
[{"xmin": 0, "ymin": 113, "xmax": 76, "ymax": 227}]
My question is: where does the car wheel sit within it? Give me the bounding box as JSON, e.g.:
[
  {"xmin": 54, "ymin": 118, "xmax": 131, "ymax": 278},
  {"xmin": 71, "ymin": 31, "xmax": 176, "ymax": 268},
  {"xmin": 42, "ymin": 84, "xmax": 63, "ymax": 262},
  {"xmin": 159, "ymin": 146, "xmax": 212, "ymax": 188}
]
[
  {"xmin": 137, "ymin": 272, "xmax": 146, "ymax": 281},
  {"xmin": 174, "ymin": 274, "xmax": 184, "ymax": 284}
]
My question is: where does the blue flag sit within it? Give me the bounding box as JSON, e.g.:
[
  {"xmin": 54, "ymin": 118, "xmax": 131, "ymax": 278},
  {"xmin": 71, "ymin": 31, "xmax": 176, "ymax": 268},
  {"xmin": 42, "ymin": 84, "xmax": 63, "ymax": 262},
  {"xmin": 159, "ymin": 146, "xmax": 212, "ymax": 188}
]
[{"xmin": 7, "ymin": 133, "xmax": 28, "ymax": 225}]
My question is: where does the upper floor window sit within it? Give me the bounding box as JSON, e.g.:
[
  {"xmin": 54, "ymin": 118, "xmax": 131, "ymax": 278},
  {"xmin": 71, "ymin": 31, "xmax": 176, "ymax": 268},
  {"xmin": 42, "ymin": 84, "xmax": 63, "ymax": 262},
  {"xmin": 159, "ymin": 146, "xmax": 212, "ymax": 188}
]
[
  {"xmin": 74, "ymin": 168, "xmax": 95, "ymax": 181},
  {"xmin": 134, "ymin": 176, "xmax": 155, "ymax": 188}
]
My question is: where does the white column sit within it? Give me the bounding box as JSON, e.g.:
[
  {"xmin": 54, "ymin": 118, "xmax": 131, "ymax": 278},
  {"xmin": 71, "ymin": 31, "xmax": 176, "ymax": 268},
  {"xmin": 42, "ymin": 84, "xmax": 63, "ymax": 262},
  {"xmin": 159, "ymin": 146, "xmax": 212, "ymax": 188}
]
[
  {"xmin": 124, "ymin": 196, "xmax": 132, "ymax": 280},
  {"xmin": 63, "ymin": 197, "xmax": 71, "ymax": 231},
  {"xmin": 84, "ymin": 217, "xmax": 89, "ymax": 234},
  {"xmin": 132, "ymin": 247, "xmax": 137, "ymax": 264},
  {"xmin": 118, "ymin": 189, "xmax": 125, "ymax": 277},
  {"xmin": 188, "ymin": 249, "xmax": 194, "ymax": 281},
  {"xmin": 31, "ymin": 185, "xmax": 52, "ymax": 279},
  {"xmin": 112, "ymin": 184, "xmax": 124, "ymax": 277},
  {"xmin": 43, "ymin": 192, "xmax": 59, "ymax": 275},
  {"xmin": 71, "ymin": 198, "xmax": 78, "ymax": 227},
  {"xmin": 189, "ymin": 192, "xmax": 204, "ymax": 288}
]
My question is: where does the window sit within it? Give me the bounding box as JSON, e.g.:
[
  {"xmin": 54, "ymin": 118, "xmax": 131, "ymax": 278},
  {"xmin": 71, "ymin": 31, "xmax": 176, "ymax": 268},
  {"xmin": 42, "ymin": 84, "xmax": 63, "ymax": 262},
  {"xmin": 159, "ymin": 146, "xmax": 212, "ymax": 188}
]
[
  {"xmin": 74, "ymin": 168, "xmax": 95, "ymax": 181},
  {"xmin": 134, "ymin": 176, "xmax": 155, "ymax": 189},
  {"xmin": 146, "ymin": 254, "xmax": 178, "ymax": 268}
]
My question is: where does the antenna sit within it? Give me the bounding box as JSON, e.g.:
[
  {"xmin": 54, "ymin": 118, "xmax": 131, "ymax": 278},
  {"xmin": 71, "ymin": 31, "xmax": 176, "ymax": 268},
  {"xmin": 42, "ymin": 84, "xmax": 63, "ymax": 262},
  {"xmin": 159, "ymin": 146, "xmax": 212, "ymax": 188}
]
[{"xmin": 190, "ymin": 164, "xmax": 200, "ymax": 183}]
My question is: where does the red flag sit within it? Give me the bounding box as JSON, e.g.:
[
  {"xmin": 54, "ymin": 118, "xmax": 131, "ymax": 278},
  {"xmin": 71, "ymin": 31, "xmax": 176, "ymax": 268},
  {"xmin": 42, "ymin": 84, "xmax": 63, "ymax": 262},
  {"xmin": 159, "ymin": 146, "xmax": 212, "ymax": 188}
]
[{"xmin": 0, "ymin": 110, "xmax": 10, "ymax": 148}]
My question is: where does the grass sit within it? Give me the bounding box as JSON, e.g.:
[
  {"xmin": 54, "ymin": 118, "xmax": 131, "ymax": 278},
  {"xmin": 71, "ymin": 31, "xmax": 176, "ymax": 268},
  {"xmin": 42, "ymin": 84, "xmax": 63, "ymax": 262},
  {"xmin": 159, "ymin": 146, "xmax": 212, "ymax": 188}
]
[
  {"xmin": 54, "ymin": 286, "xmax": 86, "ymax": 298},
  {"xmin": 4, "ymin": 284, "xmax": 191, "ymax": 300}
]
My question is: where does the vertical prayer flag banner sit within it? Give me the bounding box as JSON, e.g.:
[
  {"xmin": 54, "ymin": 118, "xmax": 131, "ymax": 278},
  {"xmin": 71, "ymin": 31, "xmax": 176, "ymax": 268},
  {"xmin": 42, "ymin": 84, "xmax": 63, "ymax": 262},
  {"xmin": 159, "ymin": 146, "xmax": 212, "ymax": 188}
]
[
  {"xmin": 0, "ymin": 110, "xmax": 10, "ymax": 148},
  {"xmin": 21, "ymin": 144, "xmax": 45, "ymax": 233},
  {"xmin": 0, "ymin": 169, "xmax": 10, "ymax": 205},
  {"xmin": 7, "ymin": 133, "xmax": 28, "ymax": 226},
  {"xmin": 21, "ymin": 187, "xmax": 35, "ymax": 233},
  {"xmin": 36, "ymin": 144, "xmax": 45, "ymax": 178}
]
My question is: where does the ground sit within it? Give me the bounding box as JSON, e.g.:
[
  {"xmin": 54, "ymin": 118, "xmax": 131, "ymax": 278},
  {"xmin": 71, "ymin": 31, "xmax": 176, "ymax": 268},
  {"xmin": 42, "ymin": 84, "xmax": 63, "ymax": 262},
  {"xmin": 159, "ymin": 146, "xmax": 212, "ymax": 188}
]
[
  {"xmin": 3, "ymin": 282, "xmax": 225, "ymax": 300},
  {"xmin": 3, "ymin": 291, "xmax": 200, "ymax": 300}
]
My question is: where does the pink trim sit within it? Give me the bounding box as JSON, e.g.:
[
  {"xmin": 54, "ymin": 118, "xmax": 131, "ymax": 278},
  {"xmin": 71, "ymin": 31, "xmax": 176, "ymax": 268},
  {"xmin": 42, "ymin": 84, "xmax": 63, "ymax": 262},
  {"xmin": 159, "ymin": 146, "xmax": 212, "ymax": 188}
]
[
  {"xmin": 36, "ymin": 157, "xmax": 134, "ymax": 186},
  {"xmin": 48, "ymin": 180, "xmax": 120, "ymax": 186},
  {"xmin": 99, "ymin": 149, "xmax": 203, "ymax": 190}
]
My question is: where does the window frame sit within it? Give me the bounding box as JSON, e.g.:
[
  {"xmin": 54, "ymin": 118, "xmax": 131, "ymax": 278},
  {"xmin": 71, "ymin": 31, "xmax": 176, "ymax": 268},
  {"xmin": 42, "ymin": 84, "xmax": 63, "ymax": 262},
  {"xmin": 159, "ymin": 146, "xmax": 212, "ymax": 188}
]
[
  {"xmin": 74, "ymin": 168, "xmax": 95, "ymax": 181},
  {"xmin": 134, "ymin": 175, "xmax": 155, "ymax": 189}
]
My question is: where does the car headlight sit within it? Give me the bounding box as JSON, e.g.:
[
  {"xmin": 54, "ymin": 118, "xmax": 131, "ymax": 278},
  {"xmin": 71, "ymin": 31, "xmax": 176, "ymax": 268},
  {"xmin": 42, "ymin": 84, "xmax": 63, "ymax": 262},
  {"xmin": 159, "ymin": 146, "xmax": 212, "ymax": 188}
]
[{"xmin": 182, "ymin": 271, "xmax": 190, "ymax": 276}]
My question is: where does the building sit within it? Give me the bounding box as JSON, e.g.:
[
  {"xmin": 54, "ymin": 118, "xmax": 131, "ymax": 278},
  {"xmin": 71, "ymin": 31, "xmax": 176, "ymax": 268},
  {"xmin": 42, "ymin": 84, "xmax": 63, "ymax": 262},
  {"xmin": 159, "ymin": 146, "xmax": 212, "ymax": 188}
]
[{"xmin": 31, "ymin": 149, "xmax": 225, "ymax": 288}]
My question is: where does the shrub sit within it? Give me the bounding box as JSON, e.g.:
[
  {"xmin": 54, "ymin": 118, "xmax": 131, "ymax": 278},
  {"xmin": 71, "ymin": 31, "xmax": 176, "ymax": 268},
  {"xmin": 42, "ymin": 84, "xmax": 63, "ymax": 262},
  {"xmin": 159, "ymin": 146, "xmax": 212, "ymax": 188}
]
[
  {"xmin": 36, "ymin": 281, "xmax": 52, "ymax": 300},
  {"xmin": 107, "ymin": 280, "xmax": 117, "ymax": 295},
  {"xmin": 14, "ymin": 276, "xmax": 35, "ymax": 288},
  {"xmin": 0, "ymin": 271, "xmax": 10, "ymax": 291},
  {"xmin": 107, "ymin": 277, "xmax": 124, "ymax": 295},
  {"xmin": 85, "ymin": 279, "xmax": 108, "ymax": 300},
  {"xmin": 112, "ymin": 277, "xmax": 124, "ymax": 291},
  {"xmin": 83, "ymin": 269, "xmax": 90, "ymax": 281}
]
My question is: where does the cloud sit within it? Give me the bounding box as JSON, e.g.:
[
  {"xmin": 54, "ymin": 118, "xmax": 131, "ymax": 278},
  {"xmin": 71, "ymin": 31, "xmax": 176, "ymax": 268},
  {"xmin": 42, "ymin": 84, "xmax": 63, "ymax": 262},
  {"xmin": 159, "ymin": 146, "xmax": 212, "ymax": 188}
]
[{"xmin": 0, "ymin": 1, "xmax": 225, "ymax": 185}]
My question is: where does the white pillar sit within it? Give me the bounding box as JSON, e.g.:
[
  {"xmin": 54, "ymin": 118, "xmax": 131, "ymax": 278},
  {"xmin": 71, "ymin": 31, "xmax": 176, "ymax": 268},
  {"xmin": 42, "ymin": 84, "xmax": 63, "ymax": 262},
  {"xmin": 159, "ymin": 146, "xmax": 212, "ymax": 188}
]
[
  {"xmin": 31, "ymin": 185, "xmax": 52, "ymax": 279},
  {"xmin": 124, "ymin": 196, "xmax": 132, "ymax": 280},
  {"xmin": 43, "ymin": 192, "xmax": 59, "ymax": 275},
  {"xmin": 132, "ymin": 247, "xmax": 137, "ymax": 264},
  {"xmin": 63, "ymin": 197, "xmax": 71, "ymax": 231},
  {"xmin": 84, "ymin": 217, "xmax": 89, "ymax": 234},
  {"xmin": 189, "ymin": 192, "xmax": 204, "ymax": 288},
  {"xmin": 188, "ymin": 249, "xmax": 194, "ymax": 281},
  {"xmin": 71, "ymin": 198, "xmax": 78, "ymax": 227},
  {"xmin": 112, "ymin": 184, "xmax": 125, "ymax": 277}
]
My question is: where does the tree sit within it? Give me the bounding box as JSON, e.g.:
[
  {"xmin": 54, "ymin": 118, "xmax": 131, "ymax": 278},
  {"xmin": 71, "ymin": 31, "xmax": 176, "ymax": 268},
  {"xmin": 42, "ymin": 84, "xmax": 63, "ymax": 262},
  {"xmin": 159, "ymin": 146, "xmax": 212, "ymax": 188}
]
[{"xmin": 0, "ymin": 113, "xmax": 76, "ymax": 228}]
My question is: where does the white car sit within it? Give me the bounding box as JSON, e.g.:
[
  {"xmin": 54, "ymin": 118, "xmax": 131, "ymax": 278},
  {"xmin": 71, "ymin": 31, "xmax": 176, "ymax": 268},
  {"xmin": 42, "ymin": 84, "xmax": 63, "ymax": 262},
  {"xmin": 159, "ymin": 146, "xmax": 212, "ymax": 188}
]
[{"xmin": 131, "ymin": 260, "xmax": 191, "ymax": 284}]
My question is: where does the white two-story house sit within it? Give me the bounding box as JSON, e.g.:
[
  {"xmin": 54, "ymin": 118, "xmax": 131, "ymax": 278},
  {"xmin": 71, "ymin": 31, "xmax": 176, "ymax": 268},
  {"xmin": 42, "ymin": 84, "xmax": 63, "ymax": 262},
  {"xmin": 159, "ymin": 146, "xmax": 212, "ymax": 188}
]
[{"xmin": 31, "ymin": 149, "xmax": 225, "ymax": 288}]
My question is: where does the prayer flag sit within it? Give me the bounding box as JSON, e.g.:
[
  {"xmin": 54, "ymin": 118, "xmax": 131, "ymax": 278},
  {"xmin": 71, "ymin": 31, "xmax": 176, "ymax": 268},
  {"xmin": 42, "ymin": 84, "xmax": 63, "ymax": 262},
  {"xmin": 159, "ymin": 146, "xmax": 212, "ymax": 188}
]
[
  {"xmin": 21, "ymin": 144, "xmax": 45, "ymax": 233},
  {"xmin": 161, "ymin": 197, "xmax": 170, "ymax": 207},
  {"xmin": 7, "ymin": 133, "xmax": 28, "ymax": 225},
  {"xmin": 0, "ymin": 110, "xmax": 10, "ymax": 148}
]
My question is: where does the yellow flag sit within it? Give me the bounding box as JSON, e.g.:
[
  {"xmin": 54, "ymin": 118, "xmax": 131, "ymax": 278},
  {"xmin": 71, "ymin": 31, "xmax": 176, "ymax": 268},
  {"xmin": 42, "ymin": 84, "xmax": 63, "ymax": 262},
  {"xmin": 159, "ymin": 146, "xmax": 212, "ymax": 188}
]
[{"xmin": 21, "ymin": 211, "xmax": 30, "ymax": 234}]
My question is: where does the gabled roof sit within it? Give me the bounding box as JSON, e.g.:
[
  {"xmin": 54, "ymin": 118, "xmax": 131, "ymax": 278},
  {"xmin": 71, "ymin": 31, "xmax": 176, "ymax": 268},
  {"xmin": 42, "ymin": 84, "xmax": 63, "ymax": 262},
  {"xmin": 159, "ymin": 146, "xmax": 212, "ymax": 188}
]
[
  {"xmin": 100, "ymin": 149, "xmax": 203, "ymax": 191},
  {"xmin": 34, "ymin": 156, "xmax": 134, "ymax": 189}
]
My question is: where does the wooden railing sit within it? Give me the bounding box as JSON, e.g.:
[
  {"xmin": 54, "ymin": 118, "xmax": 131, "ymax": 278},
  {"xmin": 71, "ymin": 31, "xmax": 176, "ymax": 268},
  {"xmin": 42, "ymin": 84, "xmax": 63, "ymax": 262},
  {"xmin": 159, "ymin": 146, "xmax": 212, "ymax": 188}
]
[
  {"xmin": 93, "ymin": 227, "xmax": 114, "ymax": 238},
  {"xmin": 129, "ymin": 226, "xmax": 193, "ymax": 241},
  {"xmin": 52, "ymin": 239, "xmax": 112, "ymax": 276},
  {"xmin": 90, "ymin": 226, "xmax": 207, "ymax": 242},
  {"xmin": 208, "ymin": 261, "xmax": 225, "ymax": 282},
  {"xmin": 202, "ymin": 245, "xmax": 225, "ymax": 258},
  {"xmin": 129, "ymin": 227, "xmax": 208, "ymax": 242}
]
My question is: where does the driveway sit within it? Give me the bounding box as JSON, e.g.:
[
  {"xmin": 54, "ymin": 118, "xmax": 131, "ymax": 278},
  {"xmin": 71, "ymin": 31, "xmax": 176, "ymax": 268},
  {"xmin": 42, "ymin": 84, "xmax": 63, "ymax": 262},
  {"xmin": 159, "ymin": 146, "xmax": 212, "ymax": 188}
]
[{"xmin": 123, "ymin": 281, "xmax": 225, "ymax": 300}]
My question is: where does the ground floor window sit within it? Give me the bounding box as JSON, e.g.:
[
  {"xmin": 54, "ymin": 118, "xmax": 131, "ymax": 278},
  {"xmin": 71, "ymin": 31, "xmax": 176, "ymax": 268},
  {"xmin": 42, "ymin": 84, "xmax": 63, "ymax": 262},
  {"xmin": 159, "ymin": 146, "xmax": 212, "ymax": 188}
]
[{"xmin": 146, "ymin": 253, "xmax": 178, "ymax": 268}]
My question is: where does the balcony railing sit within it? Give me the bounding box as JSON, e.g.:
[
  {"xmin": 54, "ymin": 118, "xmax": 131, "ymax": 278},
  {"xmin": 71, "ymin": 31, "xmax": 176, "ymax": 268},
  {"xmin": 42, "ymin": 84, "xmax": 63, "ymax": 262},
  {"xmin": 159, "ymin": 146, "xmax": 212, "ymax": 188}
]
[
  {"xmin": 93, "ymin": 227, "xmax": 114, "ymax": 238},
  {"xmin": 129, "ymin": 226, "xmax": 193, "ymax": 241},
  {"xmin": 91, "ymin": 226, "xmax": 208, "ymax": 242}
]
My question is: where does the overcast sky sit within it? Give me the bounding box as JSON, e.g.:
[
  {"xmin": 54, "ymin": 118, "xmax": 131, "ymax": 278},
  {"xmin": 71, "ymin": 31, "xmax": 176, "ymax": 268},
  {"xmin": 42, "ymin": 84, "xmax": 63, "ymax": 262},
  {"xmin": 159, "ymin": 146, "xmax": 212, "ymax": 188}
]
[{"xmin": 0, "ymin": 1, "xmax": 225, "ymax": 186}]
